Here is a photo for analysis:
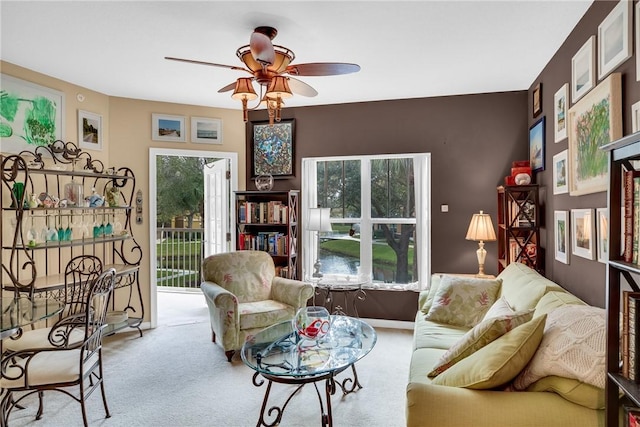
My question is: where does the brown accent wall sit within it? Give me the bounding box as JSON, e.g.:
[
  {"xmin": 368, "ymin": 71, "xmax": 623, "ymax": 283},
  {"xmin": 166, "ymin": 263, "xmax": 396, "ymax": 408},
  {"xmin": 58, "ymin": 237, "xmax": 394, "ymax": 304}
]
[
  {"xmin": 528, "ymin": 1, "xmax": 636, "ymax": 308},
  {"xmin": 248, "ymin": 93, "xmax": 528, "ymax": 320}
]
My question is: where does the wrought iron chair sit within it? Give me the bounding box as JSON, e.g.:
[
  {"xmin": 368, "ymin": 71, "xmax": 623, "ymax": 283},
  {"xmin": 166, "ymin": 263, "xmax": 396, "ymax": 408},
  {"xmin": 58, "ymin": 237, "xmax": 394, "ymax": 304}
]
[
  {"xmin": 4, "ymin": 254, "xmax": 103, "ymax": 352},
  {"xmin": 201, "ymin": 250, "xmax": 314, "ymax": 362},
  {"xmin": 0, "ymin": 267, "xmax": 117, "ymax": 426}
]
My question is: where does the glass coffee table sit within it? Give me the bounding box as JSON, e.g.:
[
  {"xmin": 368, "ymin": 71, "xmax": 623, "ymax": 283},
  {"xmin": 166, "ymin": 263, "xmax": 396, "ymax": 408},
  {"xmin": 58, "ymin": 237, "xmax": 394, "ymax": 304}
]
[{"xmin": 241, "ymin": 315, "xmax": 377, "ymax": 427}]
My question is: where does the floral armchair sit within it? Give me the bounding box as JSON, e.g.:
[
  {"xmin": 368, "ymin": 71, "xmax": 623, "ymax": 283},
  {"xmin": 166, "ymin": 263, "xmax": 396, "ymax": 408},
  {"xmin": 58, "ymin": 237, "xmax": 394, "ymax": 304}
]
[{"xmin": 200, "ymin": 251, "xmax": 314, "ymax": 362}]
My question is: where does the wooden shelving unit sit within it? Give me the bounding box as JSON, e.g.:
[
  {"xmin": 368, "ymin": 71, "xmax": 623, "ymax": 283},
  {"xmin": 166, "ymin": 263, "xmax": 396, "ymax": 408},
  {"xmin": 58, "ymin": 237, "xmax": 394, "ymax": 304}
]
[
  {"xmin": 234, "ymin": 190, "xmax": 299, "ymax": 279},
  {"xmin": 496, "ymin": 185, "xmax": 542, "ymax": 274},
  {"xmin": 602, "ymin": 131, "xmax": 640, "ymax": 426}
]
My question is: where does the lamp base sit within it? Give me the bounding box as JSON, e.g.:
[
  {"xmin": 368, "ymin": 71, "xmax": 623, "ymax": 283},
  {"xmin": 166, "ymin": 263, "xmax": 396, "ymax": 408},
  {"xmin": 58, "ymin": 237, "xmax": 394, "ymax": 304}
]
[
  {"xmin": 312, "ymin": 259, "xmax": 323, "ymax": 278},
  {"xmin": 476, "ymin": 241, "xmax": 487, "ymax": 276}
]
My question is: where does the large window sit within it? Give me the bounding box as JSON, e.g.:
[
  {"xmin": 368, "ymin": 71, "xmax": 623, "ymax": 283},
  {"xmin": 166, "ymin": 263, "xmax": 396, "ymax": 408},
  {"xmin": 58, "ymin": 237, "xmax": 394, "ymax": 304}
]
[{"xmin": 302, "ymin": 154, "xmax": 430, "ymax": 290}]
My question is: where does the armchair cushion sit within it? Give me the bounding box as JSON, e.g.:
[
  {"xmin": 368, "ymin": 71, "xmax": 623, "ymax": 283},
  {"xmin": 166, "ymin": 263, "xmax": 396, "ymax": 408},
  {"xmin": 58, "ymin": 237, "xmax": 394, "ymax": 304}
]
[{"xmin": 239, "ymin": 300, "xmax": 294, "ymax": 330}]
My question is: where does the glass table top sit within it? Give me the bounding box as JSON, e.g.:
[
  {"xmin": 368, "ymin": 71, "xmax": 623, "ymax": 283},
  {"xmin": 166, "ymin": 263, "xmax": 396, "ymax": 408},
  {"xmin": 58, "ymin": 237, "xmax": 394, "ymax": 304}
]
[
  {"xmin": 241, "ymin": 315, "xmax": 377, "ymax": 378},
  {"xmin": 1, "ymin": 296, "xmax": 64, "ymax": 338}
]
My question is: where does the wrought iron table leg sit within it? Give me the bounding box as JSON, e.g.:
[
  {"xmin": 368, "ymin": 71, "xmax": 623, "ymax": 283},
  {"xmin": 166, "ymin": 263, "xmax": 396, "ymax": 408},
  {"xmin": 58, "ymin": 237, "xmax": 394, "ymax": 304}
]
[{"xmin": 337, "ymin": 364, "xmax": 363, "ymax": 395}]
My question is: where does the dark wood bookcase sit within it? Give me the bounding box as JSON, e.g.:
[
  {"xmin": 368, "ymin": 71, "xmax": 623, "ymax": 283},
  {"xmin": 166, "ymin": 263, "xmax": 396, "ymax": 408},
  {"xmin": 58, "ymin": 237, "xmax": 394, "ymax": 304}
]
[
  {"xmin": 602, "ymin": 131, "xmax": 640, "ymax": 427},
  {"xmin": 496, "ymin": 185, "xmax": 542, "ymax": 274},
  {"xmin": 234, "ymin": 190, "xmax": 299, "ymax": 279}
]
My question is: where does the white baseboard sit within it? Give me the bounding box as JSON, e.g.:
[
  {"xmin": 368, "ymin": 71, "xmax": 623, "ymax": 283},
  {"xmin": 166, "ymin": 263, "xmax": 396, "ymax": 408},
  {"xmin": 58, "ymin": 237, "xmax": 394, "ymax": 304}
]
[{"xmin": 362, "ymin": 318, "xmax": 414, "ymax": 330}]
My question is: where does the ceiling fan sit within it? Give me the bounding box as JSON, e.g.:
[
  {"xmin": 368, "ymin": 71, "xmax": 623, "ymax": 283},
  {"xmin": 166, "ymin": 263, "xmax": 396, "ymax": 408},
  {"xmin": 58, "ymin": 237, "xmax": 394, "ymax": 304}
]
[{"xmin": 165, "ymin": 26, "xmax": 360, "ymax": 124}]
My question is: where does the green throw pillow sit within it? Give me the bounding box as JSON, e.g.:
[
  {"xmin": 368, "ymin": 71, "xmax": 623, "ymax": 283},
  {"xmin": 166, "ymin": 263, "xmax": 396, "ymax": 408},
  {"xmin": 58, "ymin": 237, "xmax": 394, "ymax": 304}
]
[
  {"xmin": 431, "ymin": 314, "xmax": 546, "ymax": 389},
  {"xmin": 428, "ymin": 309, "xmax": 534, "ymax": 377},
  {"xmin": 424, "ymin": 275, "xmax": 502, "ymax": 328}
]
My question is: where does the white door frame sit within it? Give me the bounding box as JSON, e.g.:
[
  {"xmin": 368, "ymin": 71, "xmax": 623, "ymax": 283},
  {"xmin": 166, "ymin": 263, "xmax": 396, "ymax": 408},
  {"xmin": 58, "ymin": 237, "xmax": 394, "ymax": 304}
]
[{"xmin": 149, "ymin": 148, "xmax": 238, "ymax": 329}]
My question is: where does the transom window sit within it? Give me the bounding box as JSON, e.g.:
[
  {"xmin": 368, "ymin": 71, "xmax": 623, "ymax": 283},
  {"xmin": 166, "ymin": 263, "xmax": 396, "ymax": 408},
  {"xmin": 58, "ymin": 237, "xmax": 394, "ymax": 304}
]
[{"xmin": 302, "ymin": 153, "xmax": 431, "ymax": 290}]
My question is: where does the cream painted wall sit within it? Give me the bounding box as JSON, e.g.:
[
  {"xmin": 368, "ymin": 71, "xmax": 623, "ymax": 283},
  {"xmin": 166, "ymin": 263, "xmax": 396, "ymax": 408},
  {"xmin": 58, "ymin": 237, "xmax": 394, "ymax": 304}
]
[
  {"xmin": 1, "ymin": 61, "xmax": 246, "ymax": 324},
  {"xmin": 108, "ymin": 97, "xmax": 245, "ymax": 323}
]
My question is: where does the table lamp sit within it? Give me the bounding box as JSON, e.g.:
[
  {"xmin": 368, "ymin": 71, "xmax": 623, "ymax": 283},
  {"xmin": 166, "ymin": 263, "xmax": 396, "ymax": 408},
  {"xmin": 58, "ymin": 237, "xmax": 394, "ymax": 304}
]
[
  {"xmin": 307, "ymin": 208, "xmax": 332, "ymax": 278},
  {"xmin": 465, "ymin": 210, "xmax": 497, "ymax": 276}
]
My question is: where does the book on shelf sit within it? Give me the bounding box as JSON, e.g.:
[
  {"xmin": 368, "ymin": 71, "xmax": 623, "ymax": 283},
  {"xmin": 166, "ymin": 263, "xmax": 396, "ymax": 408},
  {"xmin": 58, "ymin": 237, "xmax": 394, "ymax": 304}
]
[
  {"xmin": 623, "ymin": 170, "xmax": 640, "ymax": 263},
  {"xmin": 625, "ymin": 405, "xmax": 640, "ymax": 427},
  {"xmin": 237, "ymin": 200, "xmax": 288, "ymax": 224},
  {"xmin": 625, "ymin": 292, "xmax": 640, "ymax": 382}
]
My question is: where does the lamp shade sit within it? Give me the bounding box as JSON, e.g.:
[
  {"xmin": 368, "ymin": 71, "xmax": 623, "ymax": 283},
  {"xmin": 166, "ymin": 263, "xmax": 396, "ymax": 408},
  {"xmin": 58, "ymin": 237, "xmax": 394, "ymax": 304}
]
[
  {"xmin": 231, "ymin": 78, "xmax": 258, "ymax": 100},
  {"xmin": 266, "ymin": 76, "xmax": 293, "ymax": 99},
  {"xmin": 307, "ymin": 208, "xmax": 332, "ymax": 232},
  {"xmin": 465, "ymin": 210, "xmax": 497, "ymax": 242}
]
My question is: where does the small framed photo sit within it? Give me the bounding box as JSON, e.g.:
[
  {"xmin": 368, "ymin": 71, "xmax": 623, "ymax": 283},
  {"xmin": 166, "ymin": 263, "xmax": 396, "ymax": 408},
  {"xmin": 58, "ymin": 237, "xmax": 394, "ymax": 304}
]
[
  {"xmin": 554, "ymin": 210, "xmax": 570, "ymax": 264},
  {"xmin": 596, "ymin": 207, "xmax": 608, "ymax": 263},
  {"xmin": 529, "ymin": 117, "xmax": 545, "ymax": 172},
  {"xmin": 571, "ymin": 208, "xmax": 595, "ymax": 260},
  {"xmin": 571, "ymin": 35, "xmax": 596, "ymax": 103},
  {"xmin": 554, "ymin": 83, "xmax": 568, "ymax": 142},
  {"xmin": 250, "ymin": 119, "xmax": 295, "ymax": 178},
  {"xmin": 532, "ymin": 82, "xmax": 542, "ymax": 117},
  {"xmin": 632, "ymin": 100, "xmax": 640, "ymax": 133},
  {"xmin": 598, "ymin": 0, "xmax": 632, "ymax": 81},
  {"xmin": 552, "ymin": 149, "xmax": 569, "ymax": 195},
  {"xmin": 190, "ymin": 117, "xmax": 222, "ymax": 144},
  {"xmin": 152, "ymin": 113, "xmax": 185, "ymax": 142},
  {"xmin": 78, "ymin": 110, "xmax": 102, "ymax": 151}
]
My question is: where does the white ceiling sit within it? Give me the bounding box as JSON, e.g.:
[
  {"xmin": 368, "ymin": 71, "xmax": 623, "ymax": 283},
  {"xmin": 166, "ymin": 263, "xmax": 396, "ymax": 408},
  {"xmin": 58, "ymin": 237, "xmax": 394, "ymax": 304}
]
[{"xmin": 1, "ymin": 1, "xmax": 594, "ymax": 111}]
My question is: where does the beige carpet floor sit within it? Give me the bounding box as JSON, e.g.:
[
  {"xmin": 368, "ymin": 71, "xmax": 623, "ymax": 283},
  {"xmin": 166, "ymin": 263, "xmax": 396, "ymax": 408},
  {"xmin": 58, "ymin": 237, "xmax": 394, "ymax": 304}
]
[{"xmin": 8, "ymin": 291, "xmax": 413, "ymax": 427}]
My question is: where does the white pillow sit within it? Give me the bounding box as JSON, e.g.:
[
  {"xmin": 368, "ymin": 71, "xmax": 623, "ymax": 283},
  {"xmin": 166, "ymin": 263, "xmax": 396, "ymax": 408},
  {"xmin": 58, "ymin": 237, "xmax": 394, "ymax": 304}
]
[
  {"xmin": 483, "ymin": 296, "xmax": 515, "ymax": 320},
  {"xmin": 424, "ymin": 275, "xmax": 502, "ymax": 328},
  {"xmin": 513, "ymin": 305, "xmax": 606, "ymax": 390}
]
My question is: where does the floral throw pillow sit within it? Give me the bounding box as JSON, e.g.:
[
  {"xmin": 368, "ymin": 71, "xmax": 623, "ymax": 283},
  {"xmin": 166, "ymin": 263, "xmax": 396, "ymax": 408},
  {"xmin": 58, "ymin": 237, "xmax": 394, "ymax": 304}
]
[
  {"xmin": 428, "ymin": 308, "xmax": 534, "ymax": 377},
  {"xmin": 424, "ymin": 275, "xmax": 502, "ymax": 328}
]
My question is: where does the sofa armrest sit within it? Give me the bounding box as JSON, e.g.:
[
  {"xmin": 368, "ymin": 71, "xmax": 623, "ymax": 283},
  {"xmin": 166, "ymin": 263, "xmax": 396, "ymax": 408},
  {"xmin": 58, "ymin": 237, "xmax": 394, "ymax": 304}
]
[
  {"xmin": 406, "ymin": 382, "xmax": 602, "ymax": 427},
  {"xmin": 271, "ymin": 277, "xmax": 314, "ymax": 309},
  {"xmin": 200, "ymin": 281, "xmax": 239, "ymax": 349}
]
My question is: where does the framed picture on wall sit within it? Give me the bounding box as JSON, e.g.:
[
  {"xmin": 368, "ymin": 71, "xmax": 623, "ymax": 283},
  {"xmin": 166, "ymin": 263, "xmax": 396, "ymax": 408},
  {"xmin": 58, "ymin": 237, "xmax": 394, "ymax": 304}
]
[
  {"xmin": 596, "ymin": 207, "xmax": 608, "ymax": 263},
  {"xmin": 554, "ymin": 83, "xmax": 568, "ymax": 142},
  {"xmin": 529, "ymin": 117, "xmax": 545, "ymax": 172},
  {"xmin": 250, "ymin": 119, "xmax": 295, "ymax": 178},
  {"xmin": 190, "ymin": 117, "xmax": 222, "ymax": 144},
  {"xmin": 78, "ymin": 110, "xmax": 103, "ymax": 151},
  {"xmin": 571, "ymin": 35, "xmax": 596, "ymax": 103},
  {"xmin": 552, "ymin": 149, "xmax": 569, "ymax": 195},
  {"xmin": 0, "ymin": 73, "xmax": 65, "ymax": 154},
  {"xmin": 571, "ymin": 208, "xmax": 595, "ymax": 260},
  {"xmin": 151, "ymin": 113, "xmax": 185, "ymax": 142},
  {"xmin": 632, "ymin": 100, "xmax": 640, "ymax": 132},
  {"xmin": 568, "ymin": 73, "xmax": 622, "ymax": 196},
  {"xmin": 597, "ymin": 0, "xmax": 631, "ymax": 80},
  {"xmin": 532, "ymin": 82, "xmax": 542, "ymax": 117},
  {"xmin": 554, "ymin": 210, "xmax": 570, "ymax": 264}
]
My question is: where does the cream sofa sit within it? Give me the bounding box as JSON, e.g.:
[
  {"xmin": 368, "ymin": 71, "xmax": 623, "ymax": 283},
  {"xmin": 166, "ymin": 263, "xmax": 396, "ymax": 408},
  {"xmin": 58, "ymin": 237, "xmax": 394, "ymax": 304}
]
[{"xmin": 406, "ymin": 262, "xmax": 604, "ymax": 427}]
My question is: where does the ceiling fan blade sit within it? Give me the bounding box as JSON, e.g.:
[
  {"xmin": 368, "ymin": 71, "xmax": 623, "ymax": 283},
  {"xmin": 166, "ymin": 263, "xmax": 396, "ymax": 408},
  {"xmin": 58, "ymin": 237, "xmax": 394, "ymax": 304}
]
[
  {"xmin": 250, "ymin": 31, "xmax": 275, "ymax": 65},
  {"xmin": 217, "ymin": 82, "xmax": 239, "ymax": 93},
  {"xmin": 288, "ymin": 78, "xmax": 318, "ymax": 97},
  {"xmin": 286, "ymin": 63, "xmax": 361, "ymax": 76},
  {"xmin": 164, "ymin": 56, "xmax": 250, "ymax": 73}
]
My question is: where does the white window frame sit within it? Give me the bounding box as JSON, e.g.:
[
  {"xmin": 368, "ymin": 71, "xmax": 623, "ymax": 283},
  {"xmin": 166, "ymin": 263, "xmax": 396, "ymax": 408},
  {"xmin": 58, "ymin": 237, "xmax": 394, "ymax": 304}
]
[{"xmin": 301, "ymin": 153, "xmax": 431, "ymax": 290}]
